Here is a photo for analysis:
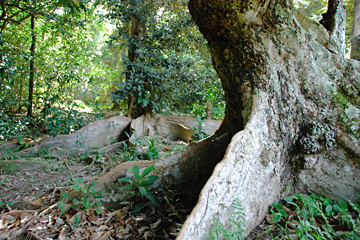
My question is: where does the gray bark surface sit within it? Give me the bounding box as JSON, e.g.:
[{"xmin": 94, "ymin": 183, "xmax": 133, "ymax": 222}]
[
  {"xmin": 24, "ymin": 116, "xmax": 131, "ymax": 152},
  {"xmin": 173, "ymin": 0, "xmax": 360, "ymax": 238}
]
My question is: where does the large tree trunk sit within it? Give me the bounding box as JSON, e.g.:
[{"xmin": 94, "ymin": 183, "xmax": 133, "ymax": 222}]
[
  {"xmin": 76, "ymin": 0, "xmax": 359, "ymax": 238},
  {"xmin": 351, "ymin": 0, "xmax": 360, "ymax": 59},
  {"xmin": 174, "ymin": 0, "xmax": 359, "ymax": 238}
]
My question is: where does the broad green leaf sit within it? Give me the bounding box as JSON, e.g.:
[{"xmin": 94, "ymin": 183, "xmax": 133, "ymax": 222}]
[
  {"xmin": 74, "ymin": 213, "xmax": 80, "ymax": 224},
  {"xmin": 338, "ymin": 200, "xmax": 347, "ymax": 210},
  {"xmin": 139, "ymin": 186, "xmax": 146, "ymax": 198},
  {"xmin": 325, "ymin": 205, "xmax": 333, "ymax": 214},
  {"xmin": 90, "ymin": 181, "xmax": 97, "ymax": 187},
  {"xmin": 76, "ymin": 178, "xmax": 84, "ymax": 185},
  {"xmin": 279, "ymin": 209, "xmax": 287, "ymax": 218},
  {"xmin": 60, "ymin": 192, "xmax": 69, "ymax": 201},
  {"xmin": 132, "ymin": 203, "xmax": 145, "ymax": 213},
  {"xmin": 272, "ymin": 202, "xmax": 283, "ymax": 211},
  {"xmin": 293, "ymin": 193, "xmax": 302, "ymax": 200},
  {"xmin": 58, "ymin": 201, "xmax": 65, "ymax": 212},
  {"xmin": 83, "ymin": 199, "xmax": 90, "ymax": 209},
  {"xmin": 333, "ymin": 204, "xmax": 341, "ymax": 213},
  {"xmin": 284, "ymin": 196, "xmax": 293, "ymax": 202},
  {"xmin": 325, "ymin": 198, "xmax": 334, "ymax": 205},
  {"xmin": 72, "ymin": 183, "xmax": 80, "ymax": 191},
  {"xmin": 134, "ymin": 177, "xmax": 148, "ymax": 185},
  {"xmin": 141, "ymin": 175, "xmax": 158, "ymax": 188},
  {"xmin": 128, "ymin": 165, "xmax": 140, "ymax": 179},
  {"xmin": 311, "ymin": 193, "xmax": 319, "ymax": 200},
  {"xmin": 145, "ymin": 191, "xmax": 160, "ymax": 208},
  {"xmin": 81, "ymin": 187, "xmax": 87, "ymax": 193},
  {"xmin": 273, "ymin": 213, "xmax": 282, "ymax": 223},
  {"xmin": 119, "ymin": 177, "xmax": 131, "ymax": 183},
  {"xmin": 96, "ymin": 208, "xmax": 101, "ymax": 214}
]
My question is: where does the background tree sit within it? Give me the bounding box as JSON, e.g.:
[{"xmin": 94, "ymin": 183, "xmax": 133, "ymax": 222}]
[
  {"xmin": 0, "ymin": 1, "xmax": 114, "ymax": 139},
  {"xmin": 104, "ymin": 0, "xmax": 222, "ymax": 118},
  {"xmin": 0, "ymin": 0, "xmax": 88, "ymax": 116}
]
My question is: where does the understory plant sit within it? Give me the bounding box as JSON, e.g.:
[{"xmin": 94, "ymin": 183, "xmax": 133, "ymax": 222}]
[
  {"xmin": 193, "ymin": 115, "xmax": 210, "ymax": 141},
  {"xmin": 119, "ymin": 164, "xmax": 160, "ymax": 213},
  {"xmin": 121, "ymin": 131, "xmax": 160, "ymax": 161},
  {"xmin": 0, "ymin": 195, "xmax": 13, "ymax": 210},
  {"xmin": 143, "ymin": 139, "xmax": 160, "ymax": 160},
  {"xmin": 58, "ymin": 178, "xmax": 104, "ymax": 216},
  {"xmin": 271, "ymin": 193, "xmax": 360, "ymax": 239},
  {"xmin": 204, "ymin": 199, "xmax": 247, "ymax": 240}
]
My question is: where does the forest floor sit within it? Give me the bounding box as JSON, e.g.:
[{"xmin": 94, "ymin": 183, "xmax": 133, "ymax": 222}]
[
  {"xmin": 0, "ymin": 137, "xmax": 196, "ymax": 239},
  {"xmin": 0, "ymin": 124, "xmax": 359, "ymax": 239}
]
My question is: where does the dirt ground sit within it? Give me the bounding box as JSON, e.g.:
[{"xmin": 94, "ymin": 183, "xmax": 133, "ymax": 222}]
[{"xmin": 0, "ymin": 138, "xmax": 196, "ymax": 239}]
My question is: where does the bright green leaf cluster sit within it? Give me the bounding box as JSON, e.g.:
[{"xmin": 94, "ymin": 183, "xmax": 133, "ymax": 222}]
[{"xmin": 119, "ymin": 164, "xmax": 159, "ymax": 213}]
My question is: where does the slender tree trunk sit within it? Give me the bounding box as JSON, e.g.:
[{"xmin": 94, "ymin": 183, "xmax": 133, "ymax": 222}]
[
  {"xmin": 351, "ymin": 0, "xmax": 360, "ymax": 59},
  {"xmin": 17, "ymin": 72, "xmax": 24, "ymax": 112},
  {"xmin": 27, "ymin": 14, "xmax": 36, "ymax": 117},
  {"xmin": 126, "ymin": 18, "xmax": 143, "ymax": 118}
]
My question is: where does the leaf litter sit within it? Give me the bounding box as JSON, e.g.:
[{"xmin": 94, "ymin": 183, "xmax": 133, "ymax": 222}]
[{"xmin": 0, "ymin": 140, "xmax": 194, "ymax": 240}]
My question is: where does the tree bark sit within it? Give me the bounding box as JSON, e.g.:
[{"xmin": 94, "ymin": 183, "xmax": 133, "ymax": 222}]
[
  {"xmin": 351, "ymin": 0, "xmax": 360, "ymax": 59},
  {"xmin": 320, "ymin": 0, "xmax": 346, "ymax": 56},
  {"xmin": 175, "ymin": 0, "xmax": 359, "ymax": 238},
  {"xmin": 27, "ymin": 13, "xmax": 36, "ymax": 117},
  {"xmin": 127, "ymin": 17, "xmax": 143, "ymax": 118},
  {"xmin": 320, "ymin": 0, "xmax": 342, "ymax": 32},
  {"xmin": 73, "ymin": 0, "xmax": 359, "ymax": 238}
]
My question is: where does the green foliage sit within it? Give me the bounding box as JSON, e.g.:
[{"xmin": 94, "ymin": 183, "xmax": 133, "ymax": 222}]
[
  {"xmin": 143, "ymin": 139, "xmax": 160, "ymax": 160},
  {"xmin": 0, "ymin": 110, "xmax": 29, "ymax": 141},
  {"xmin": 58, "ymin": 178, "xmax": 104, "ymax": 216},
  {"xmin": 292, "ymin": 0, "xmax": 328, "ymax": 21},
  {"xmin": 104, "ymin": 0, "xmax": 222, "ymax": 116},
  {"xmin": 120, "ymin": 131, "xmax": 160, "ymax": 161},
  {"xmin": 121, "ymin": 131, "xmax": 143, "ymax": 161},
  {"xmin": 191, "ymin": 85, "xmax": 225, "ymax": 120},
  {"xmin": 119, "ymin": 164, "xmax": 159, "ymax": 213},
  {"xmin": 0, "ymin": 1, "xmax": 114, "ymax": 118},
  {"xmin": 204, "ymin": 199, "xmax": 247, "ymax": 240},
  {"xmin": 270, "ymin": 193, "xmax": 360, "ymax": 239},
  {"xmin": 0, "ymin": 195, "xmax": 13, "ymax": 209},
  {"xmin": 192, "ymin": 115, "xmax": 210, "ymax": 141}
]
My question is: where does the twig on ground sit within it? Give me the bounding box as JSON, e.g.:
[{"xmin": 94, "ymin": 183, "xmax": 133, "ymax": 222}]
[
  {"xmin": 9, "ymin": 203, "xmax": 57, "ymax": 240},
  {"xmin": 64, "ymin": 160, "xmax": 75, "ymax": 181}
]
